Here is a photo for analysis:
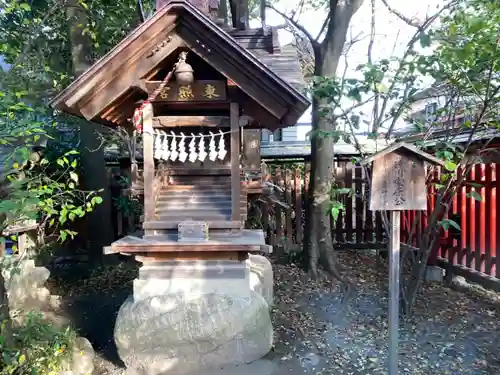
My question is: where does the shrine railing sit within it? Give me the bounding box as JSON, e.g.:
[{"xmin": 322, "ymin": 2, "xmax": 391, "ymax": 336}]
[{"xmin": 401, "ymin": 163, "xmax": 500, "ymax": 287}]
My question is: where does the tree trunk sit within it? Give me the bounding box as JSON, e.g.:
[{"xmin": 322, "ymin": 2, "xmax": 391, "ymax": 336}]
[
  {"xmin": 0, "ymin": 265, "xmax": 13, "ymax": 347},
  {"xmin": 303, "ymin": 0, "xmax": 364, "ymax": 299},
  {"xmin": 66, "ymin": 0, "xmax": 114, "ymax": 257}
]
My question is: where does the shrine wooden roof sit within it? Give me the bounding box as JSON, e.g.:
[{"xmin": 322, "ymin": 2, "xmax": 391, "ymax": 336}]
[
  {"xmin": 360, "ymin": 142, "xmax": 445, "ymax": 166},
  {"xmin": 50, "ymin": 0, "xmax": 309, "ymax": 130}
]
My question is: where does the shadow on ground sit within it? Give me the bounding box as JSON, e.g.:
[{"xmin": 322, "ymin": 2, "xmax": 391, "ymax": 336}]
[{"xmin": 62, "ymin": 292, "xmax": 129, "ymax": 368}]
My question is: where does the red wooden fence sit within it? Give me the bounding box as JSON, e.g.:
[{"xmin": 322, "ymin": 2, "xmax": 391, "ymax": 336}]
[
  {"xmin": 401, "ymin": 163, "xmax": 500, "ymax": 279},
  {"xmin": 108, "ymin": 158, "xmax": 500, "ymax": 282}
]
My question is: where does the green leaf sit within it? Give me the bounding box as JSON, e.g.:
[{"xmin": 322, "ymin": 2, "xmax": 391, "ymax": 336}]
[
  {"xmin": 335, "ymin": 188, "xmax": 352, "ymax": 195},
  {"xmin": 466, "ymin": 190, "xmax": 482, "ymax": 201},
  {"xmin": 444, "ymin": 161, "xmax": 457, "ymax": 172},
  {"xmin": 331, "ymin": 206, "xmax": 341, "ymax": 221},
  {"xmin": 19, "ymin": 3, "xmax": 31, "ymax": 11},
  {"xmin": 375, "ymin": 83, "xmax": 389, "ymax": 93},
  {"xmin": 465, "ymin": 181, "xmax": 483, "ymax": 188},
  {"xmin": 419, "ymin": 33, "xmax": 431, "ymax": 48},
  {"xmin": 92, "ymin": 196, "xmax": 103, "ymax": 205},
  {"xmin": 440, "ymin": 219, "xmax": 461, "ymax": 231}
]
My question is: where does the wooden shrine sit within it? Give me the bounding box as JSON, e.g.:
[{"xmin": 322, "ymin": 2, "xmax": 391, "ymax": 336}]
[{"xmin": 50, "ymin": 0, "xmax": 310, "ymax": 264}]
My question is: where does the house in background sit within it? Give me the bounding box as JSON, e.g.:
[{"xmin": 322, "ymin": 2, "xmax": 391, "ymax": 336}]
[
  {"xmin": 259, "ymin": 123, "xmax": 391, "ymax": 160},
  {"xmin": 397, "ymin": 83, "xmax": 500, "ymax": 160},
  {"xmin": 260, "ymin": 122, "xmax": 311, "ymax": 159}
]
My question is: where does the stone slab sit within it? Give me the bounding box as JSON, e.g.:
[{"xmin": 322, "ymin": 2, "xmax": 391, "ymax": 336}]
[
  {"xmin": 110, "ymin": 230, "xmax": 271, "ymax": 254},
  {"xmin": 133, "ymin": 276, "xmax": 251, "ymax": 301},
  {"xmin": 425, "ymin": 265, "xmax": 444, "ymax": 282},
  {"xmin": 139, "ymin": 260, "xmax": 247, "ymax": 280}
]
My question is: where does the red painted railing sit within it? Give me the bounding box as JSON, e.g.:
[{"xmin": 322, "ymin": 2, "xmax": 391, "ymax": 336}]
[{"xmin": 401, "ymin": 163, "xmax": 500, "ymax": 278}]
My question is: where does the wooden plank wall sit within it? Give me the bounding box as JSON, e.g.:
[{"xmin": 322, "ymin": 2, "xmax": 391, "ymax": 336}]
[{"xmin": 259, "ymin": 161, "xmax": 387, "ymax": 250}]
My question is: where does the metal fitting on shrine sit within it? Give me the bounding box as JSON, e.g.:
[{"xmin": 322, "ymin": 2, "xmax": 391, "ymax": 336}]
[{"xmin": 174, "ymin": 51, "xmax": 194, "ymax": 85}]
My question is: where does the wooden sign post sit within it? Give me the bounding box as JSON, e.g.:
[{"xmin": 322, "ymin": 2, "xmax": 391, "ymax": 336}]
[{"xmin": 361, "ymin": 143, "xmax": 444, "ymax": 375}]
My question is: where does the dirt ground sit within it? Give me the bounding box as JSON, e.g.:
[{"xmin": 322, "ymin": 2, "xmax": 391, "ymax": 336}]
[{"xmin": 47, "ymin": 250, "xmax": 500, "ymax": 375}]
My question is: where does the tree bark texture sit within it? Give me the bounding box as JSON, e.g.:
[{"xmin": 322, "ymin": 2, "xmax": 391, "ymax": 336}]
[
  {"xmin": 303, "ymin": 0, "xmax": 364, "ymax": 297},
  {"xmin": 66, "ymin": 0, "xmax": 114, "ymax": 256},
  {"xmin": 0, "ymin": 266, "xmax": 13, "ymax": 347}
]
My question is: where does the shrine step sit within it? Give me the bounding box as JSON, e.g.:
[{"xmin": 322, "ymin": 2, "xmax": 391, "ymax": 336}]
[
  {"xmin": 168, "ymin": 176, "xmax": 232, "ymax": 184},
  {"xmin": 155, "ymin": 208, "xmax": 232, "ymax": 217},
  {"xmin": 156, "ymin": 203, "xmax": 231, "ymax": 211},
  {"xmin": 143, "ymin": 220, "xmax": 241, "ymax": 230},
  {"xmin": 163, "ymin": 185, "xmax": 231, "ymax": 191},
  {"xmin": 157, "ymin": 192, "xmax": 231, "ymax": 200},
  {"xmin": 157, "ymin": 197, "xmax": 231, "ymax": 205},
  {"xmin": 154, "ymin": 213, "xmax": 232, "ymax": 221}
]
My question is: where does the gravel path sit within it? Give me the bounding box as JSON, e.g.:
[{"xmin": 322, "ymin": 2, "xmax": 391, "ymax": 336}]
[
  {"xmin": 271, "ymin": 252, "xmax": 500, "ymax": 375},
  {"xmin": 49, "ymin": 253, "xmax": 500, "ymax": 375}
]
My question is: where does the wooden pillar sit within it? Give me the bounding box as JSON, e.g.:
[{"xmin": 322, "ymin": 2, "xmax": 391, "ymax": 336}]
[
  {"xmin": 142, "ymin": 104, "xmax": 155, "ymax": 226},
  {"xmin": 219, "ymin": 0, "xmax": 228, "ymax": 27},
  {"xmin": 242, "ymin": 129, "xmax": 261, "ymax": 170},
  {"xmin": 230, "ymin": 102, "xmax": 241, "ymax": 223}
]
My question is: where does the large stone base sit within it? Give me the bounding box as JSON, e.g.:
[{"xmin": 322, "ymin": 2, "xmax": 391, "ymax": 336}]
[
  {"xmin": 114, "ymin": 256, "xmax": 274, "ymax": 375},
  {"xmin": 115, "ymin": 292, "xmax": 272, "ymax": 375}
]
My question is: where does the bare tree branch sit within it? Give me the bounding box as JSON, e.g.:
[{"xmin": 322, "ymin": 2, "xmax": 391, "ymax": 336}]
[
  {"xmin": 316, "ymin": 14, "xmax": 331, "ymax": 41},
  {"xmin": 380, "ymin": 0, "xmax": 421, "ymax": 28},
  {"xmin": 137, "ymin": 0, "xmax": 146, "ymax": 23},
  {"xmin": 266, "ymin": 3, "xmax": 320, "ymax": 51},
  {"xmin": 368, "ymin": 0, "xmax": 380, "ymax": 133},
  {"xmin": 382, "ymin": 0, "xmax": 459, "ymax": 138}
]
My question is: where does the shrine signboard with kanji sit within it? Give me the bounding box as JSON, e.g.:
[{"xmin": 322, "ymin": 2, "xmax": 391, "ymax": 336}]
[
  {"xmin": 361, "ymin": 142, "xmax": 445, "ymax": 375},
  {"xmin": 369, "ymin": 152, "xmax": 426, "ymax": 211},
  {"xmin": 146, "ymin": 80, "xmax": 226, "ymax": 102},
  {"xmin": 363, "ymin": 142, "xmax": 445, "ymax": 211}
]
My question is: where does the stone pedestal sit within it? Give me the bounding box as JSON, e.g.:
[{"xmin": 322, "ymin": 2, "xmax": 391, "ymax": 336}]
[{"xmin": 114, "ymin": 255, "xmax": 274, "ymax": 375}]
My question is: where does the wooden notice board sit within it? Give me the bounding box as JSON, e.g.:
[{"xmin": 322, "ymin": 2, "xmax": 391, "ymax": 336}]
[{"xmin": 369, "ymin": 151, "xmax": 427, "ymax": 211}]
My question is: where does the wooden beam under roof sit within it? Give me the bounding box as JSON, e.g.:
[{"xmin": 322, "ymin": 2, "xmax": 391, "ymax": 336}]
[
  {"xmin": 79, "ymin": 32, "xmax": 185, "ymax": 120},
  {"xmin": 66, "ymin": 18, "xmax": 178, "ymax": 110},
  {"xmin": 152, "ymin": 115, "xmax": 251, "ymax": 127}
]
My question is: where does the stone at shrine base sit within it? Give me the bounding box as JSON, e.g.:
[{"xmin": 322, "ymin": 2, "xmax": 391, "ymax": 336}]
[{"xmin": 114, "ymin": 259, "xmax": 274, "ymax": 375}]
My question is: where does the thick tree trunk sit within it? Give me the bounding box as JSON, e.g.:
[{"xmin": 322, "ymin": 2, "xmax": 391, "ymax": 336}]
[
  {"xmin": 303, "ymin": 0, "xmax": 364, "ymax": 299},
  {"xmin": 66, "ymin": 0, "xmax": 113, "ymax": 257},
  {"xmin": 0, "ymin": 266, "xmax": 13, "ymax": 346}
]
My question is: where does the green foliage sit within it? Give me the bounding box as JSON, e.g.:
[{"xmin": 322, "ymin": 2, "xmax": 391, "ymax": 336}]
[
  {"xmin": 431, "ymin": 0, "xmax": 500, "ymax": 99},
  {"xmin": 327, "ymin": 185, "xmax": 351, "ymax": 222},
  {"xmin": 0, "ymin": 91, "xmax": 103, "ymax": 243},
  {"xmin": 438, "ymin": 218, "xmax": 461, "ymax": 232},
  {"xmin": 0, "ymin": 311, "xmax": 77, "ymax": 375},
  {"xmin": 305, "ymin": 0, "xmax": 499, "ymax": 226},
  {"xmin": 112, "ymin": 176, "xmax": 142, "ymax": 218},
  {"xmin": 0, "ymin": 0, "xmax": 146, "ymax": 245}
]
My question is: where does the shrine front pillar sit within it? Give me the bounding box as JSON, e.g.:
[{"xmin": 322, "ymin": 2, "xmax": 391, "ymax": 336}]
[
  {"xmin": 230, "ymin": 102, "xmax": 241, "ymax": 222},
  {"xmin": 142, "ymin": 104, "xmax": 156, "ymax": 231}
]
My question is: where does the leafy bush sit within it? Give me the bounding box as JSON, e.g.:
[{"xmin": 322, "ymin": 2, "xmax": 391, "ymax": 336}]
[{"xmin": 0, "ymin": 311, "xmax": 77, "ymax": 375}]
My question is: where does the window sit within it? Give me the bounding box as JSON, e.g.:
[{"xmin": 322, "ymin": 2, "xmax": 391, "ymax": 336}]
[
  {"xmin": 272, "ymin": 129, "xmax": 283, "ymax": 142},
  {"xmin": 424, "ymin": 102, "xmax": 438, "ymax": 123},
  {"xmin": 260, "ymin": 129, "xmax": 283, "ymax": 143}
]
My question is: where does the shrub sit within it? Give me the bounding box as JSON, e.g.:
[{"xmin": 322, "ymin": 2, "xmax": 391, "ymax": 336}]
[{"xmin": 0, "ymin": 311, "xmax": 77, "ymax": 375}]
